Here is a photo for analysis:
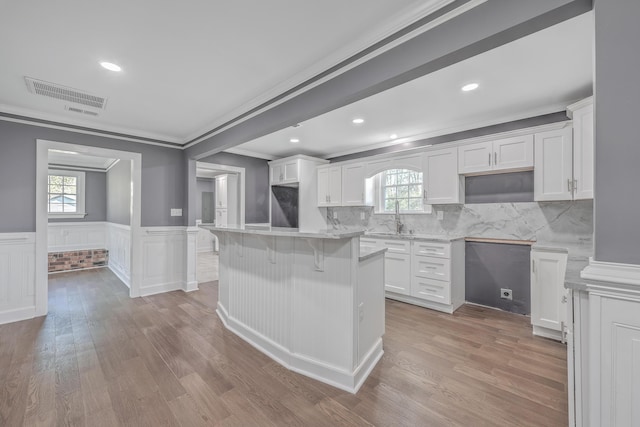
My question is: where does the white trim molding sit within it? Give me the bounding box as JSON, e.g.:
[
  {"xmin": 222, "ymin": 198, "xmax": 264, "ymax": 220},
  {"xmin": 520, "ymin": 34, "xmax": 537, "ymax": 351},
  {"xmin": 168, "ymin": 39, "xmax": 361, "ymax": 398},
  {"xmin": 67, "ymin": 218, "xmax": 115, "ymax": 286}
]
[{"xmin": 581, "ymin": 258, "xmax": 640, "ymax": 286}]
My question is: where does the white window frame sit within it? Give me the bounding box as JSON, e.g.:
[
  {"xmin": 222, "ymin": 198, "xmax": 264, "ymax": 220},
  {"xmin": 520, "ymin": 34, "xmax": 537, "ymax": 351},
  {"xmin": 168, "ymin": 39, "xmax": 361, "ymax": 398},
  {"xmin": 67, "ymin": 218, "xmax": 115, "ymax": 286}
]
[
  {"xmin": 47, "ymin": 169, "xmax": 87, "ymax": 219},
  {"xmin": 373, "ymin": 168, "xmax": 432, "ymax": 214}
]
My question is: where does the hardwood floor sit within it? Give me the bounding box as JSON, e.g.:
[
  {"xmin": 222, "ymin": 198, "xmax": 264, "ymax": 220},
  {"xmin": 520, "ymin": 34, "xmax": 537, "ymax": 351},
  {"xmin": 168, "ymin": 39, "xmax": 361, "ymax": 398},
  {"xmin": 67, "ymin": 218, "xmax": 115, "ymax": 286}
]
[{"xmin": 0, "ymin": 268, "xmax": 568, "ymax": 426}]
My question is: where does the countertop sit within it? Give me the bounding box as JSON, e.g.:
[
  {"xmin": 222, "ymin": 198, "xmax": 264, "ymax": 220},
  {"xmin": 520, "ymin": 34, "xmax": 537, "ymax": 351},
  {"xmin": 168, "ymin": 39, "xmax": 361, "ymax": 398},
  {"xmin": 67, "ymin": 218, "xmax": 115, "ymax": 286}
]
[
  {"xmin": 199, "ymin": 224, "xmax": 364, "ymax": 239},
  {"xmin": 362, "ymin": 232, "xmax": 464, "ymax": 243},
  {"xmin": 359, "ymin": 247, "xmax": 387, "ymax": 262}
]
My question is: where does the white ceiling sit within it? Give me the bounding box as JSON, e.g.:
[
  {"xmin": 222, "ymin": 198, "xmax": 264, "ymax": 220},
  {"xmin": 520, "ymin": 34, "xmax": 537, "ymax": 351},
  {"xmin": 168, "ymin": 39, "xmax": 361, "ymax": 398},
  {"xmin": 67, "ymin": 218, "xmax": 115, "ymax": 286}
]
[
  {"xmin": 0, "ymin": 0, "xmax": 447, "ymax": 144},
  {"xmin": 233, "ymin": 11, "xmax": 594, "ymax": 160},
  {"xmin": 48, "ymin": 150, "xmax": 117, "ymax": 171}
]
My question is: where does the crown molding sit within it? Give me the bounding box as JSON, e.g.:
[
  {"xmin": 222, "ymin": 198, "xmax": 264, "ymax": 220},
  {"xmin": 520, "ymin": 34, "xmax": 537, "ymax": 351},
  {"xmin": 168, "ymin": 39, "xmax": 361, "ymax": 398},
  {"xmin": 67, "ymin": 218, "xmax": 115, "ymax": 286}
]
[{"xmin": 0, "ymin": 107, "xmax": 183, "ymax": 150}]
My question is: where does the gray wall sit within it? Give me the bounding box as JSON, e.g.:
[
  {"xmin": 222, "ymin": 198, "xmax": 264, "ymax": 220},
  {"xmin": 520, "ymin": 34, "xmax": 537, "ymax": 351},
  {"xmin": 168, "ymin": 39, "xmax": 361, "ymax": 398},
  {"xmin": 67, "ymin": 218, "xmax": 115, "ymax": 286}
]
[
  {"xmin": 593, "ymin": 0, "xmax": 640, "ymax": 264},
  {"xmin": 107, "ymin": 160, "xmax": 131, "ymax": 226},
  {"xmin": 0, "ymin": 120, "xmax": 185, "ymax": 233},
  {"xmin": 196, "ymin": 178, "xmax": 215, "ymax": 221},
  {"xmin": 198, "ymin": 152, "xmax": 269, "ymax": 224},
  {"xmin": 48, "ymin": 170, "xmax": 107, "ymax": 223},
  {"xmin": 185, "ymin": 0, "xmax": 590, "ymax": 159}
]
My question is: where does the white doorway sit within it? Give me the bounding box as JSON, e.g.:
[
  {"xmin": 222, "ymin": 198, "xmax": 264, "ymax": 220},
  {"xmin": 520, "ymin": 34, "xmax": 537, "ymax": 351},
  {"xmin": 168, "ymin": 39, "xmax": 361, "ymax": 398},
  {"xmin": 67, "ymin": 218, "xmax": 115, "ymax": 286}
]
[
  {"xmin": 195, "ymin": 162, "xmax": 244, "ymax": 284},
  {"xmin": 35, "ymin": 139, "xmax": 142, "ymax": 317}
]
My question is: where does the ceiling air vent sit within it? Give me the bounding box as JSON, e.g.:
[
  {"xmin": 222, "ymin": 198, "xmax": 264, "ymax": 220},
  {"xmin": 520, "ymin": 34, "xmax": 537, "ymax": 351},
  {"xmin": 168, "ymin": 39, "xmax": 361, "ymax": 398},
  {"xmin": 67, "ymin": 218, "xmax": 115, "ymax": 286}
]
[
  {"xmin": 25, "ymin": 77, "xmax": 107, "ymax": 109},
  {"xmin": 65, "ymin": 105, "xmax": 100, "ymax": 117}
]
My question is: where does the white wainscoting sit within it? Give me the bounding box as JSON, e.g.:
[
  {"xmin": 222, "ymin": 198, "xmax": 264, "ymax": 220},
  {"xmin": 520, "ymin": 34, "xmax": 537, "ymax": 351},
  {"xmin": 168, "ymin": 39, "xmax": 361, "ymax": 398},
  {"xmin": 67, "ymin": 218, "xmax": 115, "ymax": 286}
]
[
  {"xmin": 106, "ymin": 223, "xmax": 131, "ymax": 288},
  {"xmin": 0, "ymin": 233, "xmax": 36, "ymax": 325},
  {"xmin": 48, "ymin": 221, "xmax": 107, "ymax": 252},
  {"xmin": 140, "ymin": 227, "xmax": 187, "ymax": 297}
]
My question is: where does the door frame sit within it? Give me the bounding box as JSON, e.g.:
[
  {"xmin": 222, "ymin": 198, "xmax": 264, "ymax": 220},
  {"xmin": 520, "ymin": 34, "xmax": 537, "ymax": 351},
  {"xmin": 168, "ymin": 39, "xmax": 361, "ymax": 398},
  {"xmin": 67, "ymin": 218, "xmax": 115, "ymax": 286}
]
[
  {"xmin": 35, "ymin": 139, "xmax": 143, "ymax": 316},
  {"xmin": 195, "ymin": 162, "xmax": 245, "ymax": 226}
]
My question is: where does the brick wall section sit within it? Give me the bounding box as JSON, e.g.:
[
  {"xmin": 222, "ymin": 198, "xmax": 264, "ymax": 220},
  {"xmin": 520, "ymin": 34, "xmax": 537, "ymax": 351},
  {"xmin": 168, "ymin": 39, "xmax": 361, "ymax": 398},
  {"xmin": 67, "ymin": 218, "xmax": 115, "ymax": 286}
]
[{"xmin": 48, "ymin": 249, "xmax": 109, "ymax": 273}]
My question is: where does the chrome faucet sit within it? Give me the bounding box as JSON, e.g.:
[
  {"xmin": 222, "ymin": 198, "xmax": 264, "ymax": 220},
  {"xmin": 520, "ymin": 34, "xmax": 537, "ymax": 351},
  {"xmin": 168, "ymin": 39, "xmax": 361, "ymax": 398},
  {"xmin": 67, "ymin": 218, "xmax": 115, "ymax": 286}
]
[{"xmin": 395, "ymin": 201, "xmax": 404, "ymax": 234}]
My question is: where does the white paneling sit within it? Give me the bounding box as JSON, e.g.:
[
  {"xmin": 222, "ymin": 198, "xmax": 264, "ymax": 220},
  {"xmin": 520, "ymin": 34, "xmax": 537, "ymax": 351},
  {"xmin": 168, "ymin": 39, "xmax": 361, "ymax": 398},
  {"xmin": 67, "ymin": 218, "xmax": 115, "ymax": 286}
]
[
  {"xmin": 215, "ymin": 232, "xmax": 384, "ymax": 392},
  {"xmin": 0, "ymin": 233, "xmax": 36, "ymax": 325},
  {"xmin": 139, "ymin": 227, "xmax": 186, "ymax": 296},
  {"xmin": 106, "ymin": 223, "xmax": 131, "ymax": 287},
  {"xmin": 48, "ymin": 222, "xmax": 107, "ymax": 252}
]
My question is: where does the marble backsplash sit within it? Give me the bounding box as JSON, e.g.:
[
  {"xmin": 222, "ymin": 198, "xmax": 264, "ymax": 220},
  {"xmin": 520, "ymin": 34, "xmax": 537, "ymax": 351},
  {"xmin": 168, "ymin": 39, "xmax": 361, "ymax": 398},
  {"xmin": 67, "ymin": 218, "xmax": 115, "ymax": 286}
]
[{"xmin": 326, "ymin": 200, "xmax": 593, "ymax": 252}]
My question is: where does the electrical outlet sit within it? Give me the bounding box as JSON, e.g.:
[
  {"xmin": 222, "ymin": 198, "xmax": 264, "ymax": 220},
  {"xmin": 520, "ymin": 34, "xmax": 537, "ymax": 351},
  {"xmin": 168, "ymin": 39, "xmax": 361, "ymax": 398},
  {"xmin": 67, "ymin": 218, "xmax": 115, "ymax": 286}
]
[
  {"xmin": 360, "ymin": 212, "xmax": 365, "ymax": 220},
  {"xmin": 333, "ymin": 211, "xmax": 338, "ymax": 219},
  {"xmin": 358, "ymin": 303, "xmax": 364, "ymax": 322},
  {"xmin": 436, "ymin": 210, "xmax": 444, "ymax": 220},
  {"xmin": 500, "ymin": 288, "xmax": 513, "ymax": 300},
  {"xmin": 170, "ymin": 208, "xmax": 182, "ymax": 217}
]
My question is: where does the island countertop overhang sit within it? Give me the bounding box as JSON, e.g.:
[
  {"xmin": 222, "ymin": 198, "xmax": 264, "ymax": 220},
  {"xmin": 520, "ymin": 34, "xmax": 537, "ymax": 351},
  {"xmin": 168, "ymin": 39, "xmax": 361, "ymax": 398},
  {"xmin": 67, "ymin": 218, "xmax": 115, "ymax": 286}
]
[{"xmin": 199, "ymin": 224, "xmax": 365, "ymax": 239}]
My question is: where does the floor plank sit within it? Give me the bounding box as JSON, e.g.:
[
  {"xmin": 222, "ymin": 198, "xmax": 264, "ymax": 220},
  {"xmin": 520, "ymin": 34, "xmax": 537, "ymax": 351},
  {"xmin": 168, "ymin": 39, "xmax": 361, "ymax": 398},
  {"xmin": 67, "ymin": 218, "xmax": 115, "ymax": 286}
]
[{"xmin": 0, "ymin": 268, "xmax": 568, "ymax": 426}]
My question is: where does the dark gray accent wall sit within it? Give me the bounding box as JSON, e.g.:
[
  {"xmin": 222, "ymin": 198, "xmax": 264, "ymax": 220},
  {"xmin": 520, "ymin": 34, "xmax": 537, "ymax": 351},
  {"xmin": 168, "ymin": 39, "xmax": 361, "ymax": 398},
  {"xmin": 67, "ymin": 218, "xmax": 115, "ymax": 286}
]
[
  {"xmin": 48, "ymin": 171, "xmax": 107, "ymax": 222},
  {"xmin": 0, "ymin": 120, "xmax": 185, "ymax": 233},
  {"xmin": 593, "ymin": 0, "xmax": 640, "ymax": 265},
  {"xmin": 330, "ymin": 112, "xmax": 568, "ymax": 163},
  {"xmin": 185, "ymin": 0, "xmax": 590, "ymax": 159},
  {"xmin": 107, "ymin": 160, "xmax": 131, "ymax": 226},
  {"xmin": 465, "ymin": 242, "xmax": 531, "ymax": 315},
  {"xmin": 465, "ymin": 171, "xmax": 534, "ymax": 204},
  {"xmin": 198, "ymin": 152, "xmax": 269, "ymax": 224}
]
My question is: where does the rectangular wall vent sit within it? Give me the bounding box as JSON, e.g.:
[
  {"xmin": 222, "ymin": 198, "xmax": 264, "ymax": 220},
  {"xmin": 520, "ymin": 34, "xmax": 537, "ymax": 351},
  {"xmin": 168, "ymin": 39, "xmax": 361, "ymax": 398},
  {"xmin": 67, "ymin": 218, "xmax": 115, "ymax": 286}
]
[{"xmin": 25, "ymin": 77, "xmax": 107, "ymax": 109}]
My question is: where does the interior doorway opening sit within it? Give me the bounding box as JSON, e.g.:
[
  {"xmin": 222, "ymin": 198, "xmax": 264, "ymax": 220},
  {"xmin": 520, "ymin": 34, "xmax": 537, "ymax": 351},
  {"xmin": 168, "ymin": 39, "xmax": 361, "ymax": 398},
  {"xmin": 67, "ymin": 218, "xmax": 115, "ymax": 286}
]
[
  {"xmin": 195, "ymin": 162, "xmax": 245, "ymax": 285},
  {"xmin": 35, "ymin": 140, "xmax": 142, "ymax": 317}
]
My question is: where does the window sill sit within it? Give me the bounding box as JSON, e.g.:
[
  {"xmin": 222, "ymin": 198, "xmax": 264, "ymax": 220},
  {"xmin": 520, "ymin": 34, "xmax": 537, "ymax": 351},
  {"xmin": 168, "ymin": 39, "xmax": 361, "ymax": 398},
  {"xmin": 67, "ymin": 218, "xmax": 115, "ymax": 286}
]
[{"xmin": 48, "ymin": 213, "xmax": 88, "ymax": 219}]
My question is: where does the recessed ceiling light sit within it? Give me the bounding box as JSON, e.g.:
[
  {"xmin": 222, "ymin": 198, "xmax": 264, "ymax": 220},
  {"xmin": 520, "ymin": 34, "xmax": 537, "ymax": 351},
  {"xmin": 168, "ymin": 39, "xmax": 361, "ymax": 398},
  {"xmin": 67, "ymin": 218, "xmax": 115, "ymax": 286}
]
[
  {"xmin": 461, "ymin": 83, "xmax": 479, "ymax": 92},
  {"xmin": 352, "ymin": 118, "xmax": 365, "ymax": 124},
  {"xmin": 389, "ymin": 134, "xmax": 398, "ymax": 140},
  {"xmin": 290, "ymin": 138, "xmax": 300, "ymax": 143},
  {"xmin": 100, "ymin": 61, "xmax": 122, "ymax": 72}
]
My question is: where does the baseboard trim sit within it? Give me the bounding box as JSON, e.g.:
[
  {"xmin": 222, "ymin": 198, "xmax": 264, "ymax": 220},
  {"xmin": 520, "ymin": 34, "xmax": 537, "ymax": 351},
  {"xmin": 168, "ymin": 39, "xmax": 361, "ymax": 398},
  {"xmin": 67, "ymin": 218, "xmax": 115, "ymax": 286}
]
[
  {"xmin": 139, "ymin": 281, "xmax": 183, "ymax": 297},
  {"xmin": 581, "ymin": 257, "xmax": 640, "ymax": 286},
  {"xmin": 385, "ymin": 292, "xmax": 455, "ymax": 314},
  {"xmin": 108, "ymin": 263, "xmax": 131, "ymax": 288},
  {"xmin": 216, "ymin": 303, "xmax": 382, "ymax": 393},
  {"xmin": 532, "ymin": 325, "xmax": 563, "ymax": 342},
  {"xmin": 0, "ymin": 306, "xmax": 37, "ymax": 325},
  {"xmin": 183, "ymin": 281, "xmax": 199, "ymax": 292},
  {"xmin": 48, "ymin": 265, "xmax": 107, "ymax": 275}
]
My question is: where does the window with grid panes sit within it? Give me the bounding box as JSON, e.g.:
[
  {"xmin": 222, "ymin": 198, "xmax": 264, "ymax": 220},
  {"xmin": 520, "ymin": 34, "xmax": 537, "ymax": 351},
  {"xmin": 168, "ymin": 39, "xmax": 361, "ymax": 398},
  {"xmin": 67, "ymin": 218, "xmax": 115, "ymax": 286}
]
[
  {"xmin": 47, "ymin": 170, "xmax": 86, "ymax": 218},
  {"xmin": 381, "ymin": 169, "xmax": 424, "ymax": 212}
]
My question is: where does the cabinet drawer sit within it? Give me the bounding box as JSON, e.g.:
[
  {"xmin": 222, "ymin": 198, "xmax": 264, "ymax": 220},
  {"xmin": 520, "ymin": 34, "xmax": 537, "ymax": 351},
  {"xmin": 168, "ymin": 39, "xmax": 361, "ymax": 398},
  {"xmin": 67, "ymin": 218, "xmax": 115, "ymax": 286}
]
[
  {"xmin": 379, "ymin": 239, "xmax": 410, "ymax": 254},
  {"xmin": 412, "ymin": 256, "xmax": 451, "ymax": 282},
  {"xmin": 360, "ymin": 238, "xmax": 379, "ymax": 249},
  {"xmin": 412, "ymin": 241, "xmax": 450, "ymax": 259},
  {"xmin": 411, "ymin": 277, "xmax": 451, "ymax": 305}
]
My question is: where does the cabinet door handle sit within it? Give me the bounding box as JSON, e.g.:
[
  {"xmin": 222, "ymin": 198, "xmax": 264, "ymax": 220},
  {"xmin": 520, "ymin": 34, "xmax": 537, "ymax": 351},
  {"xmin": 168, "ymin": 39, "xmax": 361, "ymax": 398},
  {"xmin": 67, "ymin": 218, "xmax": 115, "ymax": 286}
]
[
  {"xmin": 573, "ymin": 179, "xmax": 578, "ymax": 191},
  {"xmin": 488, "ymin": 153, "xmax": 491, "ymax": 166},
  {"xmin": 532, "ymin": 259, "xmax": 536, "ymax": 273},
  {"xmin": 567, "ymin": 179, "xmax": 572, "ymax": 192},
  {"xmin": 494, "ymin": 152, "xmax": 497, "ymax": 165}
]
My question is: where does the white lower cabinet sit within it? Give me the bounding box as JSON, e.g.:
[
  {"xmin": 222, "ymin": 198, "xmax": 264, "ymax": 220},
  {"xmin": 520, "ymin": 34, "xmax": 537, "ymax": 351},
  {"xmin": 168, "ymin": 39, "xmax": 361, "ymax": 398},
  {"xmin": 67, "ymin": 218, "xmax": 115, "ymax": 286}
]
[
  {"xmin": 530, "ymin": 248, "xmax": 568, "ymax": 341},
  {"xmin": 361, "ymin": 237, "xmax": 464, "ymax": 313}
]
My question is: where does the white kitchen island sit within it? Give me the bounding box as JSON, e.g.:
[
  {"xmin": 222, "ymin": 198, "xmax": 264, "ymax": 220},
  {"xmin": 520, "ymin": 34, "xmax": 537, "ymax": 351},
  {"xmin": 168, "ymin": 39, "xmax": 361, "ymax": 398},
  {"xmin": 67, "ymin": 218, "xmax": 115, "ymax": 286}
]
[{"xmin": 201, "ymin": 224, "xmax": 386, "ymax": 393}]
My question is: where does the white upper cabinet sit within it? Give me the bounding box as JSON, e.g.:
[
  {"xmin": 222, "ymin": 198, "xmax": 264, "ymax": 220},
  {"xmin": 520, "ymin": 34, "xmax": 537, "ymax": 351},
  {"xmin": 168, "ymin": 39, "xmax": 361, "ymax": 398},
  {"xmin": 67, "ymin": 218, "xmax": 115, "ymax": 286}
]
[
  {"xmin": 569, "ymin": 99, "xmax": 594, "ymax": 200},
  {"xmin": 317, "ymin": 166, "xmax": 342, "ymax": 207},
  {"xmin": 493, "ymin": 135, "xmax": 534, "ymax": 171},
  {"xmin": 534, "ymin": 127, "xmax": 573, "ymax": 201},
  {"xmin": 423, "ymin": 147, "xmax": 464, "ymax": 204},
  {"xmin": 341, "ymin": 163, "xmax": 372, "ymax": 206},
  {"xmin": 458, "ymin": 141, "xmax": 493, "ymax": 174},
  {"xmin": 270, "ymin": 159, "xmax": 299, "ymax": 185},
  {"xmin": 458, "ymin": 135, "xmax": 533, "ymax": 175}
]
